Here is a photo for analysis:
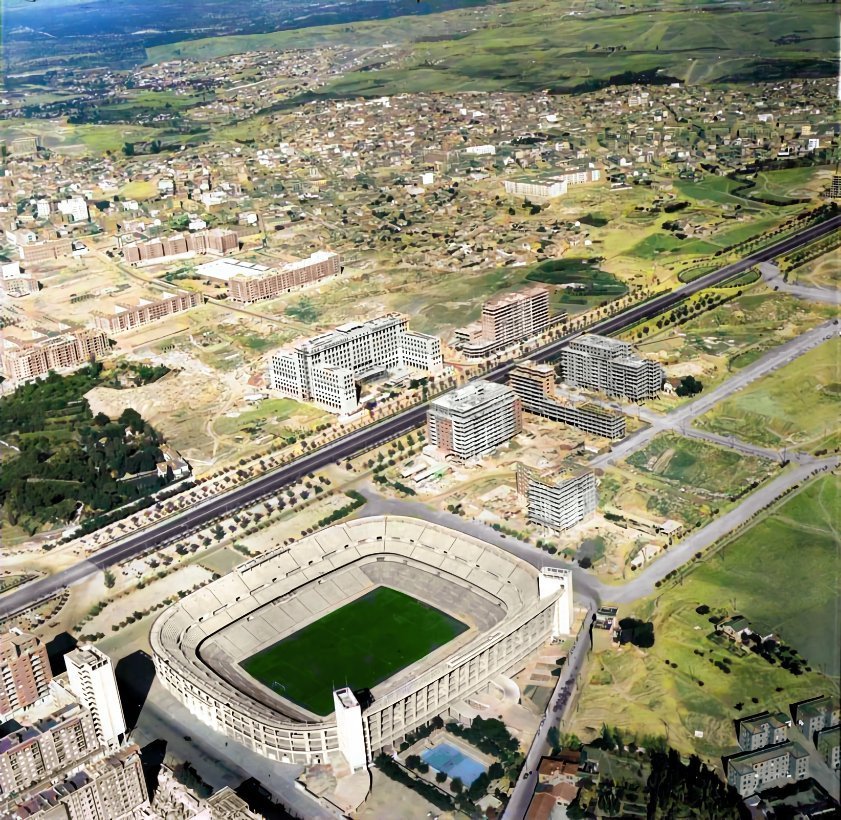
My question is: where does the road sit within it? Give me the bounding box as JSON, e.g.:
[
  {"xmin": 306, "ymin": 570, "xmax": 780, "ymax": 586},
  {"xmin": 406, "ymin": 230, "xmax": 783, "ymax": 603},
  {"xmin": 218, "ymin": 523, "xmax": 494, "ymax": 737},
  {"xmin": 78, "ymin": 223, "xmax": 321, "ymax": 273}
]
[
  {"xmin": 1, "ymin": 213, "xmax": 838, "ymax": 622},
  {"xmin": 503, "ymin": 609, "xmax": 595, "ymax": 820},
  {"xmin": 758, "ymin": 261, "xmax": 839, "ymax": 306},
  {"xmin": 588, "ymin": 319, "xmax": 837, "ymax": 469}
]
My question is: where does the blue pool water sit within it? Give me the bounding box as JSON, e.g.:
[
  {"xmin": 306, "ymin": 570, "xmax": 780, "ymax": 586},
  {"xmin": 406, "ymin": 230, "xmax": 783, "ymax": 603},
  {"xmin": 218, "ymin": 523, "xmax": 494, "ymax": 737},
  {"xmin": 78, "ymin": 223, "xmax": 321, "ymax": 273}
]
[{"xmin": 421, "ymin": 742, "xmax": 487, "ymax": 785}]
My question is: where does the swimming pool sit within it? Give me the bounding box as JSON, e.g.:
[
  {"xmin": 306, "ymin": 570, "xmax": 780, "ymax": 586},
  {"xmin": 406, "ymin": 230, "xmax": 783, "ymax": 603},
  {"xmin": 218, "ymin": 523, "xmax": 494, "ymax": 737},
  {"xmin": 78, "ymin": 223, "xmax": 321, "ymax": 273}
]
[{"xmin": 421, "ymin": 742, "xmax": 487, "ymax": 786}]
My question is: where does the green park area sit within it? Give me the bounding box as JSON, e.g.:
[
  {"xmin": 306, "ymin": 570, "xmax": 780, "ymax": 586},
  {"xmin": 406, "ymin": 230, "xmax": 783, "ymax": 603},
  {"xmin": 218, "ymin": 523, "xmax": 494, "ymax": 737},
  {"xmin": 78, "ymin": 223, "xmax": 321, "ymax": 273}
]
[
  {"xmin": 212, "ymin": 397, "xmax": 324, "ymax": 442},
  {"xmin": 240, "ymin": 587, "xmax": 468, "ymax": 715},
  {"xmin": 697, "ymin": 337, "xmax": 840, "ymax": 452},
  {"xmin": 0, "ymin": 364, "xmax": 173, "ymax": 537},
  {"xmin": 572, "ymin": 474, "xmax": 840, "ymax": 760}
]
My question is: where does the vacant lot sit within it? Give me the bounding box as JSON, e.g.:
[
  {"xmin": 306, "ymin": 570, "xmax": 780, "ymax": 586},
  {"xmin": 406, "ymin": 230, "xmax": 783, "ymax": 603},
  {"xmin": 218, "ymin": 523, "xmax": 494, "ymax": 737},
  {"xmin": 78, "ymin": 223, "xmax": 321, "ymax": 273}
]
[
  {"xmin": 697, "ymin": 337, "xmax": 840, "ymax": 452},
  {"xmin": 629, "ymin": 287, "xmax": 835, "ymax": 401},
  {"xmin": 625, "ymin": 433, "xmax": 774, "ymax": 497},
  {"xmin": 571, "ymin": 474, "xmax": 840, "ymax": 759},
  {"xmin": 241, "ymin": 586, "xmax": 467, "ymax": 715}
]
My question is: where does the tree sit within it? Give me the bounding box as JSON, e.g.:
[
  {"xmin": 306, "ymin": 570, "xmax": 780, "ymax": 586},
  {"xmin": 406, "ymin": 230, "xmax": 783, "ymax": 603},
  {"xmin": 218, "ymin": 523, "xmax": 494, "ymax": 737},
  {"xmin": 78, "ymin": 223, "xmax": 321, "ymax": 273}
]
[
  {"xmin": 104, "ymin": 570, "xmax": 116, "ymax": 589},
  {"xmin": 450, "ymin": 777, "xmax": 463, "ymax": 794},
  {"xmin": 435, "ymin": 770, "xmax": 447, "ymax": 783},
  {"xmin": 406, "ymin": 755, "xmax": 421, "ymax": 770}
]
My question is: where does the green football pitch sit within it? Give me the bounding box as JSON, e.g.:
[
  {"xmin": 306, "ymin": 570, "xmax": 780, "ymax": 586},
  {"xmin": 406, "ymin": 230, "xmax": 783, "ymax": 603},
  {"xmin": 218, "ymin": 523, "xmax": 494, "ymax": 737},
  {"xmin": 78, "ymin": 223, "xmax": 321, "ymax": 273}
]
[{"xmin": 240, "ymin": 586, "xmax": 468, "ymax": 715}]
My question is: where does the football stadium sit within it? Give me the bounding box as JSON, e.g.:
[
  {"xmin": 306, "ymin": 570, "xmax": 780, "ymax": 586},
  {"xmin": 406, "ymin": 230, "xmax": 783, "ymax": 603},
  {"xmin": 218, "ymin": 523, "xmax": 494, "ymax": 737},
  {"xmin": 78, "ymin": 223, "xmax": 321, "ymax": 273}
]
[{"xmin": 151, "ymin": 515, "xmax": 574, "ymax": 770}]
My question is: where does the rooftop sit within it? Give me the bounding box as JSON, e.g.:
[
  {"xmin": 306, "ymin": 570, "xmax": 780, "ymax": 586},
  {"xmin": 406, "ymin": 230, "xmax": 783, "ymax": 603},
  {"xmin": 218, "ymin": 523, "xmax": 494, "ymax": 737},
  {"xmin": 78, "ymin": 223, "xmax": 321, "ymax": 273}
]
[{"xmin": 431, "ymin": 380, "xmax": 515, "ymax": 413}]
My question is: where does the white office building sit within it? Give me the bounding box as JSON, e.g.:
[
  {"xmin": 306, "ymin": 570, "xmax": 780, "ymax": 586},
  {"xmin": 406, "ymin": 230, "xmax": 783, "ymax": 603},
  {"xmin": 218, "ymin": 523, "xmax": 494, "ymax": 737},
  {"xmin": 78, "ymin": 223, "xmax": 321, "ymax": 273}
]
[
  {"xmin": 267, "ymin": 314, "xmax": 442, "ymax": 414},
  {"xmin": 64, "ymin": 645, "xmax": 126, "ymax": 750},
  {"xmin": 559, "ymin": 334, "xmax": 663, "ymax": 401}
]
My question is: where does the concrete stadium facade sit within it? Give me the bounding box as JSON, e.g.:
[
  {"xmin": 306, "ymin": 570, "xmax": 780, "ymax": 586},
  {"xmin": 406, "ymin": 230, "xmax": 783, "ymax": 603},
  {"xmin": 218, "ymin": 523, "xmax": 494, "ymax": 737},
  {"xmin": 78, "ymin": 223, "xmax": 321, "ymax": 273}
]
[{"xmin": 150, "ymin": 516, "xmax": 574, "ymax": 770}]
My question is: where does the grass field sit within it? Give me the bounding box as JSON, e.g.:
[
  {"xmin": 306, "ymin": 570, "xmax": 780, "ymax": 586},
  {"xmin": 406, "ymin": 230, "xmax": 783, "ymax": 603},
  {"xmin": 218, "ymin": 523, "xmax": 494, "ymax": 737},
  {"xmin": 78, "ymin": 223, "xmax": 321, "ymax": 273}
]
[
  {"xmin": 240, "ymin": 586, "xmax": 468, "ymax": 715},
  {"xmin": 572, "ymin": 475, "xmax": 840, "ymax": 759},
  {"xmin": 149, "ymin": 0, "xmax": 837, "ymax": 96},
  {"xmin": 629, "ymin": 288, "xmax": 836, "ymax": 399},
  {"xmin": 697, "ymin": 337, "xmax": 840, "ymax": 452},
  {"xmin": 625, "ymin": 433, "xmax": 774, "ymax": 497},
  {"xmin": 792, "ymin": 249, "xmax": 841, "ymax": 291}
]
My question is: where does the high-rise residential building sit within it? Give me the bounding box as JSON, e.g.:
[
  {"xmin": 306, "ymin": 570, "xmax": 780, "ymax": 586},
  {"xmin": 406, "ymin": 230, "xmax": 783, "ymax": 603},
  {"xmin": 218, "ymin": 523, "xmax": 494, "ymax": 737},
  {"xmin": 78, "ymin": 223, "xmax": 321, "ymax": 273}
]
[
  {"xmin": 7, "ymin": 744, "xmax": 148, "ymax": 819},
  {"xmin": 0, "ymin": 630, "xmax": 52, "ymax": 718},
  {"xmin": 427, "ymin": 380, "xmax": 522, "ymax": 461},
  {"xmin": 559, "ymin": 334, "xmax": 664, "ymax": 401},
  {"xmin": 92, "ymin": 289, "xmax": 202, "ymax": 334},
  {"xmin": 64, "ymin": 646, "xmax": 126, "ymax": 751},
  {"xmin": 516, "ymin": 464, "xmax": 597, "ymax": 532},
  {"xmin": 509, "ymin": 360, "xmax": 626, "ymax": 439},
  {"xmin": 268, "ymin": 314, "xmax": 442, "ymax": 414},
  {"xmin": 454, "ymin": 286, "xmax": 563, "ymax": 358},
  {"xmin": 0, "ymin": 328, "xmax": 110, "ymax": 384}
]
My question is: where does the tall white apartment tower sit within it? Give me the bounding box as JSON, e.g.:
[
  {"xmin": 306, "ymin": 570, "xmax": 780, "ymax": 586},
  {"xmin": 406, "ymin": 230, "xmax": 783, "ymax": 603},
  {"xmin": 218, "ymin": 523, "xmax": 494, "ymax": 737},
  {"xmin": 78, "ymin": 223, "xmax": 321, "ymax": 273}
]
[{"xmin": 64, "ymin": 645, "xmax": 126, "ymax": 750}]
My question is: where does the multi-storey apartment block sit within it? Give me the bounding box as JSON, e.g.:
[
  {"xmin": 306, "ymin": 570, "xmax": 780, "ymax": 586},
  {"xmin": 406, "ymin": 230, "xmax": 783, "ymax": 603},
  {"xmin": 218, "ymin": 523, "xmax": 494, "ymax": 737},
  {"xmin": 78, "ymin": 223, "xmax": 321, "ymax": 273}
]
[
  {"xmin": 18, "ymin": 238, "xmax": 73, "ymax": 265},
  {"xmin": 504, "ymin": 177, "xmax": 568, "ymax": 199},
  {"xmin": 225, "ymin": 251, "xmax": 341, "ymax": 303},
  {"xmin": 815, "ymin": 726, "xmax": 840, "ymax": 770},
  {"xmin": 791, "ymin": 695, "xmax": 840, "ymax": 737},
  {"xmin": 516, "ymin": 464, "xmax": 597, "ymax": 532},
  {"xmin": 92, "ymin": 289, "xmax": 202, "ymax": 334},
  {"xmin": 737, "ymin": 711, "xmax": 791, "ymax": 751},
  {"xmin": 56, "ymin": 197, "xmax": 89, "ymax": 223},
  {"xmin": 268, "ymin": 314, "xmax": 442, "ymax": 414},
  {"xmin": 725, "ymin": 741, "xmax": 810, "ymax": 798},
  {"xmin": 509, "ymin": 360, "xmax": 626, "ymax": 439},
  {"xmin": 0, "ymin": 328, "xmax": 110, "ymax": 384},
  {"xmin": 7, "ymin": 743, "xmax": 148, "ymax": 819},
  {"xmin": 559, "ymin": 334, "xmax": 664, "ymax": 401},
  {"xmin": 121, "ymin": 228, "xmax": 238, "ymax": 264},
  {"xmin": 0, "ymin": 630, "xmax": 52, "ymax": 719},
  {"xmin": 427, "ymin": 381, "xmax": 522, "ymax": 461},
  {"xmin": 0, "ymin": 692, "xmax": 100, "ymax": 798},
  {"xmin": 454, "ymin": 286, "xmax": 564, "ymax": 358}
]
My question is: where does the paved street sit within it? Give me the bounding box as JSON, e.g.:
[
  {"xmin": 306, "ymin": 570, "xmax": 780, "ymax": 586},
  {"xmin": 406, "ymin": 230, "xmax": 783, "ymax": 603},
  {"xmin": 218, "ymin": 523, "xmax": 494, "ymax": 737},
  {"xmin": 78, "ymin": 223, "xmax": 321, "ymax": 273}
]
[
  {"xmin": 132, "ymin": 680, "xmax": 341, "ymax": 820},
  {"xmin": 759, "ymin": 261, "xmax": 840, "ymax": 306},
  {"xmin": 503, "ymin": 610, "xmax": 595, "ymax": 820}
]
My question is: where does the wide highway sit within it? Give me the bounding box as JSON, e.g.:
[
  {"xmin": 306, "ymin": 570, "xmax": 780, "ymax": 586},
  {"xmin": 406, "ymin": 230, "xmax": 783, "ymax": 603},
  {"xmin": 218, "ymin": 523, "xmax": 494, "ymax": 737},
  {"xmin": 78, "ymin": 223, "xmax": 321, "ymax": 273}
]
[{"xmin": 1, "ymin": 212, "xmax": 838, "ymax": 620}]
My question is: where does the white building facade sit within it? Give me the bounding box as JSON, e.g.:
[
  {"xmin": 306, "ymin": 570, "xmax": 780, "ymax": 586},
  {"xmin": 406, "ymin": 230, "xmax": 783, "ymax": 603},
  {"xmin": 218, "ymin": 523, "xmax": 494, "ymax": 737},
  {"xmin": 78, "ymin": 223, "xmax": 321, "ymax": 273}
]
[
  {"xmin": 559, "ymin": 334, "xmax": 663, "ymax": 401},
  {"xmin": 65, "ymin": 645, "xmax": 126, "ymax": 751},
  {"xmin": 267, "ymin": 314, "xmax": 442, "ymax": 414},
  {"xmin": 427, "ymin": 380, "xmax": 522, "ymax": 461}
]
